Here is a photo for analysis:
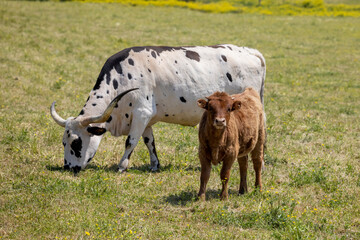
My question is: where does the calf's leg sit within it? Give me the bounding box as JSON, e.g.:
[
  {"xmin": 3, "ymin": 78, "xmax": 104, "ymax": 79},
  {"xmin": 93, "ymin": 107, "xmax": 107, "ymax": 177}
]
[
  {"xmin": 220, "ymin": 157, "xmax": 235, "ymax": 200},
  {"xmin": 198, "ymin": 161, "xmax": 211, "ymax": 201},
  {"xmin": 250, "ymin": 141, "xmax": 264, "ymax": 190},
  {"xmin": 238, "ymin": 155, "xmax": 248, "ymax": 194}
]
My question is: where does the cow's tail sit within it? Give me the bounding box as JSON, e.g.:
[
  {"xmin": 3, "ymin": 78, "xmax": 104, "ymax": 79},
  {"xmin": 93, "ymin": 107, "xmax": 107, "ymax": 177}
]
[{"xmin": 254, "ymin": 51, "xmax": 267, "ymax": 171}]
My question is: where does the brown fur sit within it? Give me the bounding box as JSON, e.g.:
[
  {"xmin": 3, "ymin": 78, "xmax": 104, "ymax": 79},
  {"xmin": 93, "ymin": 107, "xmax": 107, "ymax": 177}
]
[{"xmin": 197, "ymin": 88, "xmax": 265, "ymax": 200}]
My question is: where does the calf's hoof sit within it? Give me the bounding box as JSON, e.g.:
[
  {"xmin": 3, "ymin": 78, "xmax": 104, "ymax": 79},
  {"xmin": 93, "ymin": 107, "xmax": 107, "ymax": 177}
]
[
  {"xmin": 198, "ymin": 193, "xmax": 206, "ymax": 201},
  {"xmin": 239, "ymin": 189, "xmax": 247, "ymax": 195},
  {"xmin": 220, "ymin": 194, "xmax": 228, "ymax": 201}
]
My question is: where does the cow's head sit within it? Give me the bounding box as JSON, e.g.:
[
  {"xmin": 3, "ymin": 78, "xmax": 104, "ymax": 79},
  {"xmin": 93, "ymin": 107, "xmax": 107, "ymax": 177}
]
[
  {"xmin": 197, "ymin": 92, "xmax": 241, "ymax": 130},
  {"xmin": 50, "ymin": 88, "xmax": 138, "ymax": 173}
]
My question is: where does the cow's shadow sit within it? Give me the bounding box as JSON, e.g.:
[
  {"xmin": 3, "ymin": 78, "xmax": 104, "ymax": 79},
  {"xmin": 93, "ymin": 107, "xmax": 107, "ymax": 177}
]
[
  {"xmin": 164, "ymin": 189, "xmax": 239, "ymax": 206},
  {"xmin": 46, "ymin": 163, "xmax": 200, "ymax": 174},
  {"xmin": 46, "ymin": 164, "xmax": 117, "ymax": 173}
]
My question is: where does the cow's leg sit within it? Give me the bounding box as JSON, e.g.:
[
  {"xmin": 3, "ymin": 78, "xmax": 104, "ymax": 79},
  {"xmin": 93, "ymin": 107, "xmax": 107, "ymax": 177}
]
[
  {"xmin": 142, "ymin": 126, "xmax": 160, "ymax": 171},
  {"xmin": 118, "ymin": 110, "xmax": 153, "ymax": 173},
  {"xmin": 238, "ymin": 155, "xmax": 248, "ymax": 194}
]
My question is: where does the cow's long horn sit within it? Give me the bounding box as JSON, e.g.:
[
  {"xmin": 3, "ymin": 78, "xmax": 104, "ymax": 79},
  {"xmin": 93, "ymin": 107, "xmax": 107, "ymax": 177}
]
[
  {"xmin": 79, "ymin": 88, "xmax": 139, "ymax": 127},
  {"xmin": 50, "ymin": 102, "xmax": 67, "ymax": 127}
]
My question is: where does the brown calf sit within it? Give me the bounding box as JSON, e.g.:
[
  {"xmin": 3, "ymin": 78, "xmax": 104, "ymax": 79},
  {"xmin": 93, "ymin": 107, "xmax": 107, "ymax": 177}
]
[{"xmin": 197, "ymin": 88, "xmax": 265, "ymax": 200}]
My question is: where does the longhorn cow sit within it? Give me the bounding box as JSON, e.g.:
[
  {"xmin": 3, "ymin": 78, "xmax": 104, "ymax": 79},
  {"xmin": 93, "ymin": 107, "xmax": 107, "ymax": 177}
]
[{"xmin": 50, "ymin": 44, "xmax": 266, "ymax": 173}]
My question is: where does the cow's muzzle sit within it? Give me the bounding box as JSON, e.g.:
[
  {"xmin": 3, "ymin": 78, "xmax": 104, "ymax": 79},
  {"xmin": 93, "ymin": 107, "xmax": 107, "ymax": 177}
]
[{"xmin": 64, "ymin": 165, "xmax": 81, "ymax": 174}]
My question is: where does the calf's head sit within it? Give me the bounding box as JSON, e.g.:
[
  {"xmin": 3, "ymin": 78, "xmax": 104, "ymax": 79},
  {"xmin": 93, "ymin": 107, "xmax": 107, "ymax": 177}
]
[
  {"xmin": 197, "ymin": 92, "xmax": 241, "ymax": 130},
  {"xmin": 50, "ymin": 88, "xmax": 138, "ymax": 173}
]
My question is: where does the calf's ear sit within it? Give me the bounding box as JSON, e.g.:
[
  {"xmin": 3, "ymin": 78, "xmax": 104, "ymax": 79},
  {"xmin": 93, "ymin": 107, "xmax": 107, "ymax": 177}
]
[
  {"xmin": 87, "ymin": 127, "xmax": 107, "ymax": 136},
  {"xmin": 197, "ymin": 99, "xmax": 208, "ymax": 109},
  {"xmin": 232, "ymin": 101, "xmax": 241, "ymax": 111}
]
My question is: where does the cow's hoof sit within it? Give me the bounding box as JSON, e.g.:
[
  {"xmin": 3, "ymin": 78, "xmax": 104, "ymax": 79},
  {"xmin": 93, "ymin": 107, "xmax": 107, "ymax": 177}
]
[
  {"xmin": 118, "ymin": 167, "xmax": 127, "ymax": 173},
  {"xmin": 149, "ymin": 162, "xmax": 160, "ymax": 172},
  {"xmin": 149, "ymin": 166, "xmax": 159, "ymax": 172}
]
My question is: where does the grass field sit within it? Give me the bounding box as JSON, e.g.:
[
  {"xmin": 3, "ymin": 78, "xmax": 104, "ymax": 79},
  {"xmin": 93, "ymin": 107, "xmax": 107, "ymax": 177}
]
[{"xmin": 0, "ymin": 1, "xmax": 359, "ymax": 239}]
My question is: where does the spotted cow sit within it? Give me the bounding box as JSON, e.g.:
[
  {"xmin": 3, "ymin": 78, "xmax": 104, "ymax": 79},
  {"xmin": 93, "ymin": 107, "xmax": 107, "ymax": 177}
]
[{"xmin": 50, "ymin": 44, "xmax": 266, "ymax": 173}]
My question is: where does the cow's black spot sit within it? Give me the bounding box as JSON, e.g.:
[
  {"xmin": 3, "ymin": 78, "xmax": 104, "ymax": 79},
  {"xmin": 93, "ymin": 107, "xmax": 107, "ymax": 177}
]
[
  {"xmin": 64, "ymin": 164, "xmax": 70, "ymax": 170},
  {"xmin": 151, "ymin": 139, "xmax": 158, "ymax": 158},
  {"xmin": 79, "ymin": 109, "xmax": 85, "ymax": 115},
  {"xmin": 165, "ymin": 114, "xmax": 169, "ymax": 117},
  {"xmin": 227, "ymin": 46, "xmax": 232, "ymax": 50},
  {"xmin": 115, "ymin": 63, "xmax": 122, "ymax": 75},
  {"xmin": 71, "ymin": 137, "xmax": 82, "ymax": 158},
  {"xmin": 115, "ymin": 103, "xmax": 118, "ymax": 108},
  {"xmin": 87, "ymin": 127, "xmax": 107, "ymax": 136},
  {"xmin": 64, "ymin": 159, "xmax": 68, "ymax": 165},
  {"xmin": 128, "ymin": 150, "xmax": 134, "ymax": 159},
  {"xmin": 185, "ymin": 50, "xmax": 200, "ymax": 62},
  {"xmin": 148, "ymin": 69, "xmax": 151, "ymax": 73},
  {"xmin": 70, "ymin": 150, "xmax": 74, "ymax": 155},
  {"xmin": 86, "ymin": 96, "xmax": 90, "ymax": 102},
  {"xmin": 63, "ymin": 142, "xmax": 66, "ymax": 147},
  {"xmin": 125, "ymin": 113, "xmax": 129, "ymax": 118},
  {"xmin": 175, "ymin": 60, "xmax": 177, "ymax": 64},
  {"xmin": 113, "ymin": 79, "xmax": 118, "ymax": 89},
  {"xmin": 93, "ymin": 48, "xmax": 132, "ymax": 90},
  {"xmin": 92, "ymin": 103, "xmax": 97, "ymax": 106},
  {"xmin": 128, "ymin": 58, "xmax": 134, "ymax": 66},
  {"xmin": 97, "ymin": 95, "xmax": 103, "ymax": 99},
  {"xmin": 128, "ymin": 73, "xmax": 132, "ymax": 80},
  {"xmin": 151, "ymin": 51, "xmax": 157, "ymax": 59},
  {"xmin": 140, "ymin": 74, "xmax": 143, "ymax": 77},
  {"xmin": 129, "ymin": 103, "xmax": 132, "ymax": 107},
  {"xmin": 106, "ymin": 115, "xmax": 112, "ymax": 123},
  {"xmin": 144, "ymin": 137, "xmax": 150, "ymax": 144},
  {"xmin": 146, "ymin": 96, "xmax": 149, "ymax": 100},
  {"xmin": 107, "ymin": 90, "xmax": 109, "ymax": 94},
  {"xmin": 87, "ymin": 157, "xmax": 93, "ymax": 163},
  {"xmin": 106, "ymin": 74, "xmax": 111, "ymax": 85},
  {"xmin": 125, "ymin": 135, "xmax": 131, "ymax": 149},
  {"xmin": 226, "ymin": 73, "xmax": 233, "ymax": 82},
  {"xmin": 180, "ymin": 97, "xmax": 186, "ymax": 103},
  {"xmin": 176, "ymin": 71, "xmax": 178, "ymax": 74},
  {"xmin": 94, "ymin": 92, "xmax": 97, "ymax": 95},
  {"xmin": 221, "ymin": 55, "xmax": 227, "ymax": 62}
]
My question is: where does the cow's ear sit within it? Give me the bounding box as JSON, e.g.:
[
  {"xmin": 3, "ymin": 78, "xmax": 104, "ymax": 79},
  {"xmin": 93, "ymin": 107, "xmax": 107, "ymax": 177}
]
[
  {"xmin": 197, "ymin": 99, "xmax": 208, "ymax": 109},
  {"xmin": 232, "ymin": 101, "xmax": 241, "ymax": 111},
  {"xmin": 87, "ymin": 127, "xmax": 107, "ymax": 136}
]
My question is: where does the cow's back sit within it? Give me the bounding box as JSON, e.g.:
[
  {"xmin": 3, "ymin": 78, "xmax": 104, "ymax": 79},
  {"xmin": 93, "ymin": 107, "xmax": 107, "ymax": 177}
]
[
  {"xmin": 90, "ymin": 44, "xmax": 265, "ymax": 128},
  {"xmin": 141, "ymin": 44, "xmax": 265, "ymax": 126}
]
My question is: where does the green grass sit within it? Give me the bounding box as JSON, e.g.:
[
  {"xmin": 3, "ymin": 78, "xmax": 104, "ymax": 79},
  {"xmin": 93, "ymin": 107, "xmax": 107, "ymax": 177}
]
[{"xmin": 1, "ymin": 1, "xmax": 359, "ymax": 239}]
